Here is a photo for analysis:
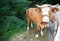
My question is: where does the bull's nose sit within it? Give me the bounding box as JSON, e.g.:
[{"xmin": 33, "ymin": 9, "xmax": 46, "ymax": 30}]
[{"xmin": 42, "ymin": 16, "xmax": 49, "ymax": 22}]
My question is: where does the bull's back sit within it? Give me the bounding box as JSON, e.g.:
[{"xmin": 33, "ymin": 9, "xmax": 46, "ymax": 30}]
[{"xmin": 26, "ymin": 8, "xmax": 42, "ymax": 23}]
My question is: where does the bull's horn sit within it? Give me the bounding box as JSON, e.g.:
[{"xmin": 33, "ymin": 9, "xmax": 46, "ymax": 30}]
[
  {"xmin": 51, "ymin": 4, "xmax": 59, "ymax": 7},
  {"xmin": 36, "ymin": 4, "xmax": 42, "ymax": 7}
]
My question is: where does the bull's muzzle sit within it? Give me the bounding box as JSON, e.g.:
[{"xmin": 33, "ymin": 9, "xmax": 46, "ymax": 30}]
[{"xmin": 42, "ymin": 16, "xmax": 50, "ymax": 22}]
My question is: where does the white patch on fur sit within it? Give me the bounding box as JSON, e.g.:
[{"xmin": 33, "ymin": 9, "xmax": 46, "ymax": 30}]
[
  {"xmin": 42, "ymin": 16, "xmax": 49, "ymax": 22},
  {"xmin": 27, "ymin": 26, "xmax": 29, "ymax": 30},
  {"xmin": 42, "ymin": 7, "xmax": 50, "ymax": 16},
  {"xmin": 35, "ymin": 34, "xmax": 39, "ymax": 37},
  {"xmin": 41, "ymin": 30, "xmax": 43, "ymax": 36},
  {"xmin": 31, "ymin": 23, "xmax": 33, "ymax": 28}
]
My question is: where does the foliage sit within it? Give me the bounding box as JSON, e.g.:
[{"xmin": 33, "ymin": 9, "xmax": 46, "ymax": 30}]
[
  {"xmin": 0, "ymin": 16, "xmax": 27, "ymax": 41},
  {"xmin": 0, "ymin": 0, "xmax": 29, "ymax": 41}
]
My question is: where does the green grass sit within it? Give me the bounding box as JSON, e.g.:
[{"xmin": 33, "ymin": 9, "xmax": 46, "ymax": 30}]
[{"xmin": 1, "ymin": 16, "xmax": 27, "ymax": 41}]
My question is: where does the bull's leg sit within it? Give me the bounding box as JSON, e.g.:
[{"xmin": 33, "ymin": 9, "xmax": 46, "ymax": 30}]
[
  {"xmin": 31, "ymin": 22, "xmax": 33, "ymax": 28},
  {"xmin": 27, "ymin": 25, "xmax": 29, "ymax": 30},
  {"xmin": 53, "ymin": 18, "xmax": 57, "ymax": 36},
  {"xmin": 54, "ymin": 20, "xmax": 58, "ymax": 36},
  {"xmin": 41, "ymin": 29, "xmax": 43, "ymax": 36},
  {"xmin": 40, "ymin": 25, "xmax": 44, "ymax": 36},
  {"xmin": 36, "ymin": 23, "xmax": 40, "ymax": 32},
  {"xmin": 40, "ymin": 23, "xmax": 46, "ymax": 36},
  {"xmin": 27, "ymin": 18, "xmax": 31, "ymax": 30},
  {"xmin": 49, "ymin": 15, "xmax": 58, "ymax": 36},
  {"xmin": 35, "ymin": 23, "xmax": 40, "ymax": 37},
  {"xmin": 51, "ymin": 18, "xmax": 57, "ymax": 36}
]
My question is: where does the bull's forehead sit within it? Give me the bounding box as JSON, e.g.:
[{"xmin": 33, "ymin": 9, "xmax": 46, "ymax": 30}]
[
  {"xmin": 42, "ymin": 7, "xmax": 51, "ymax": 15},
  {"xmin": 41, "ymin": 4, "xmax": 51, "ymax": 7}
]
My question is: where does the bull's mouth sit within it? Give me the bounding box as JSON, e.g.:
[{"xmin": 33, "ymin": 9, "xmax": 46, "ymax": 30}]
[{"xmin": 42, "ymin": 16, "xmax": 50, "ymax": 22}]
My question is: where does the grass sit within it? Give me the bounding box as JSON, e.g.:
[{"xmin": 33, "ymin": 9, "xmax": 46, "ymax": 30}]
[{"xmin": 1, "ymin": 16, "xmax": 27, "ymax": 41}]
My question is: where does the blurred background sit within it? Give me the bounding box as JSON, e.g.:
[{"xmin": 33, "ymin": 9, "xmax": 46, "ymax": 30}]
[{"xmin": 0, "ymin": 0, "xmax": 60, "ymax": 41}]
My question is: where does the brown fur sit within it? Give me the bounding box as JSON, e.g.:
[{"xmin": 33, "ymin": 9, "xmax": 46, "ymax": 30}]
[{"xmin": 26, "ymin": 8, "xmax": 46, "ymax": 33}]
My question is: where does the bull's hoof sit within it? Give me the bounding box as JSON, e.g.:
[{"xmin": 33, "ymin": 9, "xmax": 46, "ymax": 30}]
[
  {"xmin": 35, "ymin": 34, "xmax": 39, "ymax": 38},
  {"xmin": 27, "ymin": 26, "xmax": 29, "ymax": 30},
  {"xmin": 41, "ymin": 31, "xmax": 44, "ymax": 36}
]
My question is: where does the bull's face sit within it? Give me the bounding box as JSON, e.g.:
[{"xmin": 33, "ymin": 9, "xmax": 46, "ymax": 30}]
[
  {"xmin": 36, "ymin": 4, "xmax": 51, "ymax": 22},
  {"xmin": 42, "ymin": 7, "xmax": 51, "ymax": 22},
  {"xmin": 49, "ymin": 7, "xmax": 59, "ymax": 17},
  {"xmin": 36, "ymin": 4, "xmax": 59, "ymax": 22},
  {"xmin": 42, "ymin": 7, "xmax": 51, "ymax": 16}
]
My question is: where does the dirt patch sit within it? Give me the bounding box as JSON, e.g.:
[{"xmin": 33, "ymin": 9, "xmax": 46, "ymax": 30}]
[{"xmin": 9, "ymin": 28, "xmax": 54, "ymax": 41}]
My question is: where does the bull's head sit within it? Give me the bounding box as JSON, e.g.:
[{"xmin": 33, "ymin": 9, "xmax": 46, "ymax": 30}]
[
  {"xmin": 48, "ymin": 5, "xmax": 59, "ymax": 17},
  {"xmin": 36, "ymin": 4, "xmax": 51, "ymax": 22}
]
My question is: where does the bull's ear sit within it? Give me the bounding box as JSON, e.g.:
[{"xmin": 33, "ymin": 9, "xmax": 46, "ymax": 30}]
[
  {"xmin": 36, "ymin": 7, "xmax": 42, "ymax": 12},
  {"xmin": 52, "ymin": 7, "xmax": 59, "ymax": 13}
]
